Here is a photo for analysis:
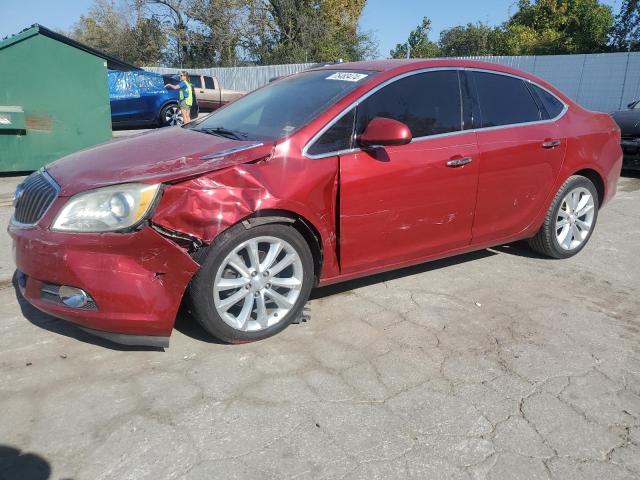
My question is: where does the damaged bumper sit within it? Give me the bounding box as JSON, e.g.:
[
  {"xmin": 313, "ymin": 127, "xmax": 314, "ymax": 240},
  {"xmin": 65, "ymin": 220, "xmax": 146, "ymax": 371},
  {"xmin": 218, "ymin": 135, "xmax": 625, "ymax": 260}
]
[{"xmin": 9, "ymin": 224, "xmax": 199, "ymax": 346}]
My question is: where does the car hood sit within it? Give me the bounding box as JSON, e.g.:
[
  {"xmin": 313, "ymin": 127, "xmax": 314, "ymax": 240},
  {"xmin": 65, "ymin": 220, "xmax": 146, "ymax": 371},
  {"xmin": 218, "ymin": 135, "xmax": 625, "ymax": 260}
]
[{"xmin": 46, "ymin": 127, "xmax": 273, "ymax": 196}]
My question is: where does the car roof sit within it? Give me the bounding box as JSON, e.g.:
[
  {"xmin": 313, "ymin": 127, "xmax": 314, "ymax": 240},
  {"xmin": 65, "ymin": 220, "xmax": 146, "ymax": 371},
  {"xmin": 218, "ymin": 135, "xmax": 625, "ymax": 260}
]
[
  {"xmin": 312, "ymin": 58, "xmax": 570, "ymax": 103},
  {"xmin": 315, "ymin": 58, "xmax": 529, "ymax": 76}
]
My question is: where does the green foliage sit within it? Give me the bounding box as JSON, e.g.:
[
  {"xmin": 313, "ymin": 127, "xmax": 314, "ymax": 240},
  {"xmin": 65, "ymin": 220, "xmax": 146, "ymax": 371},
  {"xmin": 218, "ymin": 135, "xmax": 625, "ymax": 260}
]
[
  {"xmin": 390, "ymin": 17, "xmax": 439, "ymax": 58},
  {"xmin": 391, "ymin": 1, "xmax": 617, "ymax": 60},
  {"xmin": 611, "ymin": 0, "xmax": 640, "ymax": 51},
  {"xmin": 187, "ymin": 0, "xmax": 247, "ymax": 66},
  {"xmin": 496, "ymin": 0, "xmax": 615, "ymax": 54},
  {"xmin": 246, "ymin": 0, "xmax": 377, "ymax": 64},
  {"xmin": 438, "ymin": 23, "xmax": 496, "ymax": 57},
  {"xmin": 72, "ymin": 0, "xmax": 166, "ymax": 65}
]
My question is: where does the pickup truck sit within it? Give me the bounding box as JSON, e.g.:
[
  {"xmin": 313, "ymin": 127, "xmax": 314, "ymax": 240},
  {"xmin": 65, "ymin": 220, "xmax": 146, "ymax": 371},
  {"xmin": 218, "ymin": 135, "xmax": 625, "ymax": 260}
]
[{"xmin": 163, "ymin": 74, "xmax": 246, "ymax": 111}]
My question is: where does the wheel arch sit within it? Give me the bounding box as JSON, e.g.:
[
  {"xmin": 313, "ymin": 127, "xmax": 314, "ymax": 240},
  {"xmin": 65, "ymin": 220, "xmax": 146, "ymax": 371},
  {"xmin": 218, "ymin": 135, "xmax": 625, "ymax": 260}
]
[
  {"xmin": 232, "ymin": 210, "xmax": 324, "ymax": 285},
  {"xmin": 158, "ymin": 100, "xmax": 180, "ymax": 124},
  {"xmin": 572, "ymin": 168, "xmax": 605, "ymax": 206}
]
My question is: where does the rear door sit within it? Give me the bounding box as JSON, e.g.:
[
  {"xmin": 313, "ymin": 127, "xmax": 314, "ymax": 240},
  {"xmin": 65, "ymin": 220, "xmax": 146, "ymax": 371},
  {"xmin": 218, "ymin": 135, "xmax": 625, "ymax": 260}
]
[
  {"xmin": 135, "ymin": 72, "xmax": 166, "ymax": 122},
  {"xmin": 109, "ymin": 71, "xmax": 142, "ymax": 124},
  {"xmin": 469, "ymin": 71, "xmax": 567, "ymax": 244},
  {"xmin": 334, "ymin": 70, "xmax": 480, "ymax": 273}
]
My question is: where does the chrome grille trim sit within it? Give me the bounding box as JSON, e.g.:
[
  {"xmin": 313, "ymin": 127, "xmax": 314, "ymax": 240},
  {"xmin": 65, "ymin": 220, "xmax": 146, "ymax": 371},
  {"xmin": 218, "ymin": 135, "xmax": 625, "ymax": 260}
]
[{"xmin": 12, "ymin": 170, "xmax": 60, "ymax": 226}]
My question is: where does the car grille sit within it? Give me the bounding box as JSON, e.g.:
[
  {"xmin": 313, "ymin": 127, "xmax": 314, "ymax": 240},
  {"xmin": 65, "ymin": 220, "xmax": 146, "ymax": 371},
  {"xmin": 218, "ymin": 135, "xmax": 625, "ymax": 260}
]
[{"xmin": 13, "ymin": 171, "xmax": 59, "ymax": 225}]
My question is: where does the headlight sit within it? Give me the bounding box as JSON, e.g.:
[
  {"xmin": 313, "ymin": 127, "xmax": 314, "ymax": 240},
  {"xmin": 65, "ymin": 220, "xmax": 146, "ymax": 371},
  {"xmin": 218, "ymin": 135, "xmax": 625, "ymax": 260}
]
[{"xmin": 52, "ymin": 183, "xmax": 161, "ymax": 232}]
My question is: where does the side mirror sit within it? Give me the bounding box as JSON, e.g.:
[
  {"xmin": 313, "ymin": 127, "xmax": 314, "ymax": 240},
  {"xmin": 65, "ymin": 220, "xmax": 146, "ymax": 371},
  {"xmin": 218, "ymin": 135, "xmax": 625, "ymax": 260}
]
[{"xmin": 358, "ymin": 117, "xmax": 412, "ymax": 148}]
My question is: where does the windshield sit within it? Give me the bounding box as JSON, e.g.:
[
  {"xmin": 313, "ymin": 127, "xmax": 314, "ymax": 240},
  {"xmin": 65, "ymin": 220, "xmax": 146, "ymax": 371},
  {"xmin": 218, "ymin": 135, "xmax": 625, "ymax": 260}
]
[{"xmin": 189, "ymin": 69, "xmax": 376, "ymax": 141}]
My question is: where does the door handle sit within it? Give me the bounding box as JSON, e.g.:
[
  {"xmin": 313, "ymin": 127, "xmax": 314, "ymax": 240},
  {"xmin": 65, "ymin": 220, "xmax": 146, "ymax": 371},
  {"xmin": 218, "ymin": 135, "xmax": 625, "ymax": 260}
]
[
  {"xmin": 446, "ymin": 157, "xmax": 473, "ymax": 167},
  {"xmin": 200, "ymin": 90, "xmax": 205, "ymax": 93},
  {"xmin": 542, "ymin": 139, "xmax": 561, "ymax": 149}
]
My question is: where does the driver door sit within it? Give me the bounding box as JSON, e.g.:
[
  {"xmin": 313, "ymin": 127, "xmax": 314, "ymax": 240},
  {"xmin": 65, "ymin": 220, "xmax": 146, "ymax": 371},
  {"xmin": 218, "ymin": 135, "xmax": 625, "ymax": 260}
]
[{"xmin": 336, "ymin": 70, "xmax": 480, "ymax": 274}]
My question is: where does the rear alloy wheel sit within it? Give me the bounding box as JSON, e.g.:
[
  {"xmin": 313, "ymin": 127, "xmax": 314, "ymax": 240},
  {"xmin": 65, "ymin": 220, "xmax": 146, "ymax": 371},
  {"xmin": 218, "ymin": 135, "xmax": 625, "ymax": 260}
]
[
  {"xmin": 160, "ymin": 104, "xmax": 183, "ymax": 126},
  {"xmin": 187, "ymin": 223, "xmax": 314, "ymax": 343},
  {"xmin": 528, "ymin": 175, "xmax": 599, "ymax": 258}
]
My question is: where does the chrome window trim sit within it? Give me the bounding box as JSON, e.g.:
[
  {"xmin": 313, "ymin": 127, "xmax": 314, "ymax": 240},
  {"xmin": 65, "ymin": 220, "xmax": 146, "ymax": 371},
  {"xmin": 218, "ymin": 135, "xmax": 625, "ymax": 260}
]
[
  {"xmin": 10, "ymin": 168, "xmax": 61, "ymax": 228},
  {"xmin": 303, "ymin": 67, "xmax": 569, "ymax": 160}
]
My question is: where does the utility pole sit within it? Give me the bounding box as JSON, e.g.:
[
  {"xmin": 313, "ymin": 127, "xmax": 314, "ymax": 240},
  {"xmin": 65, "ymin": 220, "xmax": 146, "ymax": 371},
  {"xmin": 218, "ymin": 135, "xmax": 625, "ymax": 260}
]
[{"xmin": 406, "ymin": 42, "xmax": 411, "ymax": 59}]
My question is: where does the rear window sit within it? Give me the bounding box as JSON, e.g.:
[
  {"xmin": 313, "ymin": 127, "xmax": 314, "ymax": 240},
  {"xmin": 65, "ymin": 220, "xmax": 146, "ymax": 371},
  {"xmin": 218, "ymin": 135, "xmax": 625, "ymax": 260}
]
[
  {"xmin": 473, "ymin": 72, "xmax": 542, "ymax": 127},
  {"xmin": 530, "ymin": 84, "xmax": 565, "ymax": 119},
  {"xmin": 191, "ymin": 69, "xmax": 376, "ymax": 141},
  {"xmin": 204, "ymin": 77, "xmax": 215, "ymax": 89}
]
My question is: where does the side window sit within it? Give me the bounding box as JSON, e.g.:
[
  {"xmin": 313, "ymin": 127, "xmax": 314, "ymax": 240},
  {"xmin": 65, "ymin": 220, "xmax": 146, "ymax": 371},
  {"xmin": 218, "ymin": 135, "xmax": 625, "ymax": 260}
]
[
  {"xmin": 529, "ymin": 84, "xmax": 565, "ymax": 119},
  {"xmin": 472, "ymin": 72, "xmax": 542, "ymax": 127},
  {"xmin": 108, "ymin": 71, "xmax": 140, "ymax": 99},
  {"xmin": 136, "ymin": 73, "xmax": 165, "ymax": 93},
  {"xmin": 307, "ymin": 109, "xmax": 355, "ymax": 156},
  {"xmin": 204, "ymin": 76, "xmax": 215, "ymax": 89},
  {"xmin": 189, "ymin": 75, "xmax": 203, "ymax": 89},
  {"xmin": 356, "ymin": 71, "xmax": 462, "ymax": 138}
]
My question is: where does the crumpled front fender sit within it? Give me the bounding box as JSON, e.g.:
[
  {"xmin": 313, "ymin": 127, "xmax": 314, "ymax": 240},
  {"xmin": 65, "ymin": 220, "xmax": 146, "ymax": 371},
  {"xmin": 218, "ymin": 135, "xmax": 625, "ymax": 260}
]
[{"xmin": 151, "ymin": 153, "xmax": 340, "ymax": 280}]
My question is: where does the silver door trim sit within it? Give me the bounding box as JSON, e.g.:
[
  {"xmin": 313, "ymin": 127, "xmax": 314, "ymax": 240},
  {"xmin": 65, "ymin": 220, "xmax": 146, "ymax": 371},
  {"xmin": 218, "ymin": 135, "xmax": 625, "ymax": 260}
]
[{"xmin": 303, "ymin": 67, "xmax": 568, "ymax": 160}]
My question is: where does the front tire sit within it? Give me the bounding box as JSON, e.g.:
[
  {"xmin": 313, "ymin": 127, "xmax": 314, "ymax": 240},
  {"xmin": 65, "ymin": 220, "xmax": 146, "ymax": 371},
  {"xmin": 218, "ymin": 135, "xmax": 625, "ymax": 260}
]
[
  {"xmin": 528, "ymin": 175, "xmax": 599, "ymax": 259},
  {"xmin": 187, "ymin": 223, "xmax": 314, "ymax": 343}
]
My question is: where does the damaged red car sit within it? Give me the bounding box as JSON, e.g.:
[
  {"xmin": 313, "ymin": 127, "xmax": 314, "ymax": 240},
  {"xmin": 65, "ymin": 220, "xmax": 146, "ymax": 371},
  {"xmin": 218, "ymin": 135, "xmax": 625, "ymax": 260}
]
[{"xmin": 10, "ymin": 60, "xmax": 622, "ymax": 347}]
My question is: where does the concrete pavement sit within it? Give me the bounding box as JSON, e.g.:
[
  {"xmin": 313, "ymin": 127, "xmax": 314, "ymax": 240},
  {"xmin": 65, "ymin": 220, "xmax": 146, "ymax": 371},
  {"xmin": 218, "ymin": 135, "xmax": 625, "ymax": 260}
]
[{"xmin": 0, "ymin": 174, "xmax": 639, "ymax": 479}]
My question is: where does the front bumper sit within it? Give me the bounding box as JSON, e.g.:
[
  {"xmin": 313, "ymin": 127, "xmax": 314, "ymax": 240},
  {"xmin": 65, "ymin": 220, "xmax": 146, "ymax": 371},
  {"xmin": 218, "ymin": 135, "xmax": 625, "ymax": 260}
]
[
  {"xmin": 9, "ymin": 223, "xmax": 199, "ymax": 345},
  {"xmin": 622, "ymin": 138, "xmax": 640, "ymax": 170}
]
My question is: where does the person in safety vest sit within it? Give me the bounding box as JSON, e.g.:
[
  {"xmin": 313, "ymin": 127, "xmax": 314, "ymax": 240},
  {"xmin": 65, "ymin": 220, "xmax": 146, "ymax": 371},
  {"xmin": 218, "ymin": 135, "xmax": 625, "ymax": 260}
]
[{"xmin": 165, "ymin": 70, "xmax": 193, "ymax": 124}]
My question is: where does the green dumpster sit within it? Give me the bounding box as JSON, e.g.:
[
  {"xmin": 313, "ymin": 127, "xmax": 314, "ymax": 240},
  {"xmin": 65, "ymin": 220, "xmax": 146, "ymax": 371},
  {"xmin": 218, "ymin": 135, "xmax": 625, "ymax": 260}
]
[{"xmin": 0, "ymin": 25, "xmax": 138, "ymax": 172}]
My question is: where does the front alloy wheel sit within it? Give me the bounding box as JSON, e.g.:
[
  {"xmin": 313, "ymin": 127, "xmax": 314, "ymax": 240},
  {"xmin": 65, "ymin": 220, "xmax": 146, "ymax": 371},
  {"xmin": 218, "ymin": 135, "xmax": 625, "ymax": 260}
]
[
  {"xmin": 187, "ymin": 223, "xmax": 314, "ymax": 343},
  {"xmin": 213, "ymin": 236, "xmax": 304, "ymax": 332}
]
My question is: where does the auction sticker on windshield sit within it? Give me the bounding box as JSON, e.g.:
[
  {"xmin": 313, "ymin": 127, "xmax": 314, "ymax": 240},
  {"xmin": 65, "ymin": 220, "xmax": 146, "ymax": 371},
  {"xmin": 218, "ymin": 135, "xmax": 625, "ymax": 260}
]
[{"xmin": 326, "ymin": 72, "xmax": 368, "ymax": 82}]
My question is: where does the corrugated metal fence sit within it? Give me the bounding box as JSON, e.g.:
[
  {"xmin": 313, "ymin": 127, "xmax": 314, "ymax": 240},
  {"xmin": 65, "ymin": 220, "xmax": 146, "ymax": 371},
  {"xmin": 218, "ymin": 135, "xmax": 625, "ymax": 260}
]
[
  {"xmin": 145, "ymin": 63, "xmax": 314, "ymax": 93},
  {"xmin": 460, "ymin": 53, "xmax": 640, "ymax": 112},
  {"xmin": 147, "ymin": 53, "xmax": 640, "ymax": 111}
]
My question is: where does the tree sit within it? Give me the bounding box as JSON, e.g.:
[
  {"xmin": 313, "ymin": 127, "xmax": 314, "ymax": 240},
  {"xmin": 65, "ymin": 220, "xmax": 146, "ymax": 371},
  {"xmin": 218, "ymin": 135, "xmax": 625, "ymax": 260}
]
[
  {"xmin": 137, "ymin": 0, "xmax": 192, "ymax": 66},
  {"xmin": 243, "ymin": 0, "xmax": 376, "ymax": 64},
  {"xmin": 438, "ymin": 22, "xmax": 495, "ymax": 57},
  {"xmin": 611, "ymin": 0, "xmax": 640, "ymax": 51},
  {"xmin": 317, "ymin": 0, "xmax": 378, "ymax": 61},
  {"xmin": 72, "ymin": 0, "xmax": 166, "ymax": 65},
  {"xmin": 75, "ymin": 0, "xmax": 375, "ymax": 67},
  {"xmin": 390, "ymin": 17, "xmax": 439, "ymax": 58},
  {"xmin": 495, "ymin": 0, "xmax": 614, "ymax": 54},
  {"xmin": 188, "ymin": 0, "xmax": 248, "ymax": 66}
]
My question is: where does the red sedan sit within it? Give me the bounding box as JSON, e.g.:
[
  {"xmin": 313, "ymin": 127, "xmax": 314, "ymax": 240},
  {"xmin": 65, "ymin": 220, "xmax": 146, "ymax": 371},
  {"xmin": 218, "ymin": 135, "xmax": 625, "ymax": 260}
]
[{"xmin": 9, "ymin": 60, "xmax": 622, "ymax": 347}]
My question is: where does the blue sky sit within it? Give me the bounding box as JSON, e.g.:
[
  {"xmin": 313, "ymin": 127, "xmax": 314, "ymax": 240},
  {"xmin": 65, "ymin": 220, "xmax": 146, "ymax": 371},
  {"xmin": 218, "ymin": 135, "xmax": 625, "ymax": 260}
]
[{"xmin": 1, "ymin": 0, "xmax": 621, "ymax": 59}]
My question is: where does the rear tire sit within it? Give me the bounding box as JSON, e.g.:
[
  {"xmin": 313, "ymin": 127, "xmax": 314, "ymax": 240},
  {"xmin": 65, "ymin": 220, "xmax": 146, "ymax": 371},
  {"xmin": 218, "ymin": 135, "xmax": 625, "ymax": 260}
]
[
  {"xmin": 160, "ymin": 104, "xmax": 183, "ymax": 127},
  {"xmin": 528, "ymin": 175, "xmax": 599, "ymax": 259},
  {"xmin": 187, "ymin": 223, "xmax": 314, "ymax": 343}
]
